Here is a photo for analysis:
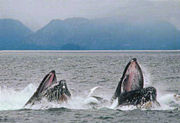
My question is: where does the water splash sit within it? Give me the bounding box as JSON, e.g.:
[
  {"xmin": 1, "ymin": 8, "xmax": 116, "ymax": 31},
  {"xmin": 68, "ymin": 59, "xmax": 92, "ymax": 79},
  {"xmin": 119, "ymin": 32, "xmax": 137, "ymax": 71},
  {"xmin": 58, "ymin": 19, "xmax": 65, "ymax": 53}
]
[
  {"xmin": 25, "ymin": 86, "xmax": 106, "ymax": 110},
  {"xmin": 0, "ymin": 84, "xmax": 180, "ymax": 111},
  {"xmin": 141, "ymin": 65, "xmax": 152, "ymax": 87},
  {"xmin": 87, "ymin": 86, "xmax": 100, "ymax": 97},
  {"xmin": 0, "ymin": 84, "xmax": 36, "ymax": 111}
]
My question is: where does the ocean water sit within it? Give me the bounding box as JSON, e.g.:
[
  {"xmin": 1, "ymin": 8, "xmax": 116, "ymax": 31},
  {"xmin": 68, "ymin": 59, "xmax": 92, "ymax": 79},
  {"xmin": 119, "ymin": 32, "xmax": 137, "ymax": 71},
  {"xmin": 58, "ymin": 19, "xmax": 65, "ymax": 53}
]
[{"xmin": 0, "ymin": 50, "xmax": 180, "ymax": 123}]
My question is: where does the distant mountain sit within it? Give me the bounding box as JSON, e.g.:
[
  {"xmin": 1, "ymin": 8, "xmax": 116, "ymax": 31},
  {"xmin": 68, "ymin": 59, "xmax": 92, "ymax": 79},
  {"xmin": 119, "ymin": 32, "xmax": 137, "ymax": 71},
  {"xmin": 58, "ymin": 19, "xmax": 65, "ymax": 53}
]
[
  {"xmin": 26, "ymin": 18, "xmax": 91, "ymax": 50},
  {"xmin": 26, "ymin": 17, "xmax": 180, "ymax": 50},
  {"xmin": 0, "ymin": 19, "xmax": 33, "ymax": 50},
  {"xmin": 0, "ymin": 18, "xmax": 180, "ymax": 50}
]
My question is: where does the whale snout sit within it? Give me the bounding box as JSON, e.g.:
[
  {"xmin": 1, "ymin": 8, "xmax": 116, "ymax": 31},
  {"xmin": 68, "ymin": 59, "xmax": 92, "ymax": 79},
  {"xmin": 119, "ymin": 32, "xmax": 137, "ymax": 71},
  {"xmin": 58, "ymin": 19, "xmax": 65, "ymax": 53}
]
[
  {"xmin": 132, "ymin": 58, "xmax": 137, "ymax": 62},
  {"xmin": 58, "ymin": 80, "xmax": 71, "ymax": 97},
  {"xmin": 144, "ymin": 87, "xmax": 157, "ymax": 101}
]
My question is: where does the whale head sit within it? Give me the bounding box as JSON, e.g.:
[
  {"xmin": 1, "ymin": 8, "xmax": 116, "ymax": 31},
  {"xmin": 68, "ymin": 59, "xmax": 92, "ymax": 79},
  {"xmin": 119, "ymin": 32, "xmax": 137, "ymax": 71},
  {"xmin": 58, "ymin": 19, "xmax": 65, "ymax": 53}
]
[
  {"xmin": 44, "ymin": 80, "xmax": 71, "ymax": 102},
  {"xmin": 25, "ymin": 70, "xmax": 59, "ymax": 106},
  {"xmin": 36, "ymin": 70, "xmax": 57, "ymax": 94},
  {"xmin": 112, "ymin": 58, "xmax": 144, "ymax": 101}
]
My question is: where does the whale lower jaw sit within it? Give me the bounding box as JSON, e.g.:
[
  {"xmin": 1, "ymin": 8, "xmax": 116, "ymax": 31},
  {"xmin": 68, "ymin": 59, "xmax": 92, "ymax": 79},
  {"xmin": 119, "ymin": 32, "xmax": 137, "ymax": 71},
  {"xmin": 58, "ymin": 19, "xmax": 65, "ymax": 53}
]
[
  {"xmin": 118, "ymin": 87, "xmax": 158, "ymax": 107},
  {"xmin": 25, "ymin": 84, "xmax": 71, "ymax": 106},
  {"xmin": 43, "ymin": 84, "xmax": 70, "ymax": 103}
]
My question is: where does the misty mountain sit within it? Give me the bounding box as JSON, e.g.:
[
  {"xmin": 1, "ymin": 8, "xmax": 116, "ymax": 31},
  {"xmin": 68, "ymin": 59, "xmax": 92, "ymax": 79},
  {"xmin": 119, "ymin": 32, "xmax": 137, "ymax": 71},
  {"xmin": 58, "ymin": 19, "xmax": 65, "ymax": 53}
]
[
  {"xmin": 0, "ymin": 18, "xmax": 180, "ymax": 50},
  {"xmin": 0, "ymin": 19, "xmax": 33, "ymax": 50},
  {"xmin": 26, "ymin": 17, "xmax": 180, "ymax": 50}
]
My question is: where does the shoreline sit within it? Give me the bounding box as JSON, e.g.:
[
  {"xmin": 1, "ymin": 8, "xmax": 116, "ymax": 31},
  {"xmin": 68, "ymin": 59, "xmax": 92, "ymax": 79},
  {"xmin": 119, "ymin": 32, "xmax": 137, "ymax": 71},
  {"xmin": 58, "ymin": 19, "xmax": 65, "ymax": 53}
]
[{"xmin": 0, "ymin": 50, "xmax": 180, "ymax": 53}]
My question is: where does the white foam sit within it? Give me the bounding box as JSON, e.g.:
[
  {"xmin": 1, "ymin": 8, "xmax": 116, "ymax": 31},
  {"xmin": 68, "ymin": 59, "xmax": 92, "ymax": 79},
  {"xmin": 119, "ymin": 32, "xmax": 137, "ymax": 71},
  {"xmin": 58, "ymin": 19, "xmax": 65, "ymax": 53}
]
[
  {"xmin": 87, "ymin": 86, "xmax": 100, "ymax": 97},
  {"xmin": 109, "ymin": 99, "xmax": 118, "ymax": 109},
  {"xmin": 141, "ymin": 65, "xmax": 152, "ymax": 87},
  {"xmin": 0, "ymin": 84, "xmax": 36, "ymax": 111},
  {"xmin": 0, "ymin": 84, "xmax": 180, "ymax": 111}
]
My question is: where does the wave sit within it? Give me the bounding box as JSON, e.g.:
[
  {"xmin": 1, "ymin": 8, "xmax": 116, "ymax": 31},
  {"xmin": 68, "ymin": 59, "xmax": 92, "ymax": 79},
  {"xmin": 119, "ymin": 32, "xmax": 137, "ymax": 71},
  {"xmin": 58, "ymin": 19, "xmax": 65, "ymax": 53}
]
[{"xmin": 0, "ymin": 83, "xmax": 180, "ymax": 111}]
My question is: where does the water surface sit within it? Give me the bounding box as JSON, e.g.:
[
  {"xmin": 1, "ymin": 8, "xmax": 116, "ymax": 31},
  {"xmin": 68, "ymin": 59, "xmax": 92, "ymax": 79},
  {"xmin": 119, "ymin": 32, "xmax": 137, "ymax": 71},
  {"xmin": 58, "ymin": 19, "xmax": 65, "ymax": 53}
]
[{"xmin": 0, "ymin": 50, "xmax": 180, "ymax": 123}]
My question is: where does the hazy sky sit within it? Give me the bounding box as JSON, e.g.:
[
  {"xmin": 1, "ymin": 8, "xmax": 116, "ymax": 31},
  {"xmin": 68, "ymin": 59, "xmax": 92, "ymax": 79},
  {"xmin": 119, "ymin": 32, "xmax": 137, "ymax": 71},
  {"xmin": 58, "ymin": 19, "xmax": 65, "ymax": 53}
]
[{"xmin": 0, "ymin": 0, "xmax": 180, "ymax": 31}]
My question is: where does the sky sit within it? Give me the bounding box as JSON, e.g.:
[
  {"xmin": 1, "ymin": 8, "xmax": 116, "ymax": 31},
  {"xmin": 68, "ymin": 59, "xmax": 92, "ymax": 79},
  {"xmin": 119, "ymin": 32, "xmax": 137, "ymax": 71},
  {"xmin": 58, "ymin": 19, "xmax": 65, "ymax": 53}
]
[{"xmin": 0, "ymin": 0, "xmax": 180, "ymax": 31}]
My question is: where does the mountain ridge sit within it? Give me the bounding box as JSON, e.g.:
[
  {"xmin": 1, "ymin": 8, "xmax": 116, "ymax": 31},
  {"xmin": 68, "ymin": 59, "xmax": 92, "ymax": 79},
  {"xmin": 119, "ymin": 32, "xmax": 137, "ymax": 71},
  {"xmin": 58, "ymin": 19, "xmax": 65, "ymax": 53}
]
[{"xmin": 0, "ymin": 18, "xmax": 180, "ymax": 50}]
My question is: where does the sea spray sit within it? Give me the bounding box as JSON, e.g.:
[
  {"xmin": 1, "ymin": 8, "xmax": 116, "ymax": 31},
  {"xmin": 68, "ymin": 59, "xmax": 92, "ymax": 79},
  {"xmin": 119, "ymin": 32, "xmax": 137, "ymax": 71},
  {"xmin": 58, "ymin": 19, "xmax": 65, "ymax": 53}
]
[
  {"xmin": 0, "ymin": 84, "xmax": 180, "ymax": 111},
  {"xmin": 0, "ymin": 84, "xmax": 36, "ymax": 110}
]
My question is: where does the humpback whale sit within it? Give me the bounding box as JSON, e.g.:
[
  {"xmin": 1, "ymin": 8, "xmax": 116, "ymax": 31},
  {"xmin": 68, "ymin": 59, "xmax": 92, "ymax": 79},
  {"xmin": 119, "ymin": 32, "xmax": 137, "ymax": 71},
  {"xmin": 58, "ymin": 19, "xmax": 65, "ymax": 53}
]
[
  {"xmin": 112, "ymin": 58, "xmax": 159, "ymax": 107},
  {"xmin": 25, "ymin": 70, "xmax": 71, "ymax": 106}
]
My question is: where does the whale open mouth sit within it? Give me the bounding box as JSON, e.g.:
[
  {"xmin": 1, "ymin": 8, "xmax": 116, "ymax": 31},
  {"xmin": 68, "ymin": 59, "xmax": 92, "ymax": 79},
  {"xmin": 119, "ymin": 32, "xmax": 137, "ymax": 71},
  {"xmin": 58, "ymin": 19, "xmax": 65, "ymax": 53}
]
[
  {"xmin": 24, "ymin": 70, "xmax": 57, "ymax": 106},
  {"xmin": 121, "ymin": 58, "xmax": 144, "ymax": 93},
  {"xmin": 37, "ymin": 70, "xmax": 57, "ymax": 94},
  {"xmin": 112, "ymin": 58, "xmax": 144, "ymax": 100}
]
